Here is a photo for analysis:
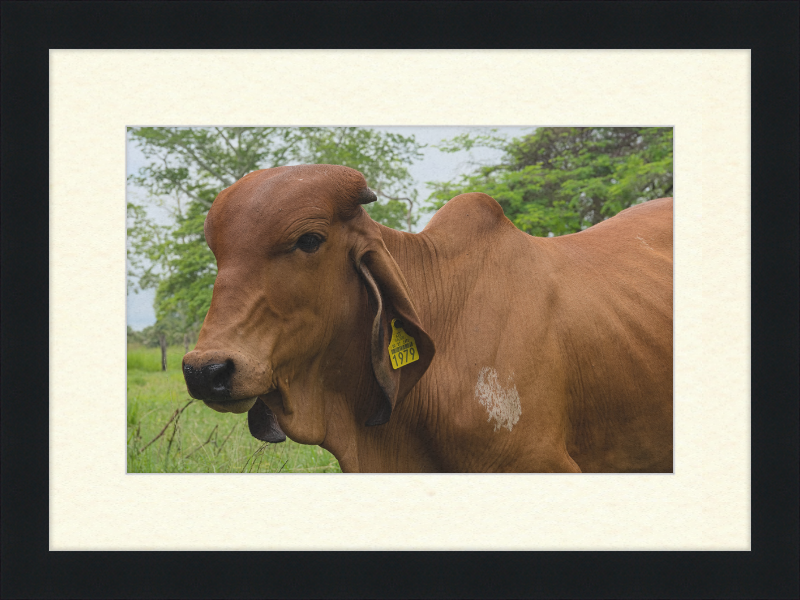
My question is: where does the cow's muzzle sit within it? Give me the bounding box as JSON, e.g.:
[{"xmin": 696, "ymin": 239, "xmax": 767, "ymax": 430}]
[
  {"xmin": 183, "ymin": 350, "xmax": 271, "ymax": 414},
  {"xmin": 183, "ymin": 359, "xmax": 234, "ymax": 402}
]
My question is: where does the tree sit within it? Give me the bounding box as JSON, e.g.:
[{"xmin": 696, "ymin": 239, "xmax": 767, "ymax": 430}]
[
  {"xmin": 127, "ymin": 127, "xmax": 424, "ymax": 335},
  {"xmin": 428, "ymin": 127, "xmax": 673, "ymax": 237}
]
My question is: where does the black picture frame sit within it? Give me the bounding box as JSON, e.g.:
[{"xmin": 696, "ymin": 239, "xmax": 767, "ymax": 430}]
[{"xmin": 2, "ymin": 2, "xmax": 797, "ymax": 598}]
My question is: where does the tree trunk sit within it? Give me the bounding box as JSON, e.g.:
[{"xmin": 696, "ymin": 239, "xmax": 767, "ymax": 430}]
[{"xmin": 159, "ymin": 333, "xmax": 167, "ymax": 371}]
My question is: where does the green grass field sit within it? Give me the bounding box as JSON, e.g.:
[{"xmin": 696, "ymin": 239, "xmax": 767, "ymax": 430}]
[{"xmin": 127, "ymin": 344, "xmax": 342, "ymax": 473}]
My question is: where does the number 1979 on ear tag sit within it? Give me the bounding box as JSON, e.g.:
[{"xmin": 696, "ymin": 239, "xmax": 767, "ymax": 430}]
[{"xmin": 388, "ymin": 318, "xmax": 419, "ymax": 369}]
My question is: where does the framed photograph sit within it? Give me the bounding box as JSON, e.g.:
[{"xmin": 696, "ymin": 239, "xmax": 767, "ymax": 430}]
[
  {"xmin": 52, "ymin": 46, "xmax": 748, "ymax": 550},
  {"xmin": 3, "ymin": 2, "xmax": 796, "ymax": 598}
]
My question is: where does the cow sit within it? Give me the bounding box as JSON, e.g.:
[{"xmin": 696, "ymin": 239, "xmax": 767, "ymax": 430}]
[{"xmin": 182, "ymin": 164, "xmax": 673, "ymax": 473}]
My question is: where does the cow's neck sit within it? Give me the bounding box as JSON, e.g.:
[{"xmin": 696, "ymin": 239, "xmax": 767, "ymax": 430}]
[
  {"xmin": 322, "ymin": 376, "xmax": 443, "ymax": 472},
  {"xmin": 322, "ymin": 226, "xmax": 448, "ymax": 472},
  {"xmin": 378, "ymin": 225, "xmax": 439, "ymax": 324}
]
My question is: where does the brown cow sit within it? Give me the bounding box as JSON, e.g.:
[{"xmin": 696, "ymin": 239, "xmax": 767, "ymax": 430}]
[{"xmin": 183, "ymin": 164, "xmax": 673, "ymax": 473}]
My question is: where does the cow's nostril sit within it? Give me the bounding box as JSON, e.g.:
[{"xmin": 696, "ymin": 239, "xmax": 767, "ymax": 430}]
[
  {"xmin": 183, "ymin": 359, "xmax": 234, "ymax": 401},
  {"xmin": 204, "ymin": 361, "xmax": 234, "ymax": 394}
]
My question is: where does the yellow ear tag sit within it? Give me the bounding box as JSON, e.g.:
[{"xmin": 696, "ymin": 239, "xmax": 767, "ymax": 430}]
[{"xmin": 388, "ymin": 319, "xmax": 420, "ymax": 369}]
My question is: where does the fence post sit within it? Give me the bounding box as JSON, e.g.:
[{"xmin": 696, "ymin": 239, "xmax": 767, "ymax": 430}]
[{"xmin": 159, "ymin": 333, "xmax": 167, "ymax": 371}]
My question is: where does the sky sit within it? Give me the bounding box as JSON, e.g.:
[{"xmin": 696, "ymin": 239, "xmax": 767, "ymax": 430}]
[{"xmin": 126, "ymin": 126, "xmax": 533, "ymax": 330}]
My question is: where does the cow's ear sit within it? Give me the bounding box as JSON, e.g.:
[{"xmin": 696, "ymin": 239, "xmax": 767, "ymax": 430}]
[{"xmin": 358, "ymin": 248, "xmax": 435, "ymax": 426}]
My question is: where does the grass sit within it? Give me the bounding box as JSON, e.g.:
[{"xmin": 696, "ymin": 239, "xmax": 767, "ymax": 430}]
[{"xmin": 127, "ymin": 343, "xmax": 342, "ymax": 473}]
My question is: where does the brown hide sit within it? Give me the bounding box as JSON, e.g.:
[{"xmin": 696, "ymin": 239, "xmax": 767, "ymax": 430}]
[{"xmin": 183, "ymin": 164, "xmax": 673, "ymax": 473}]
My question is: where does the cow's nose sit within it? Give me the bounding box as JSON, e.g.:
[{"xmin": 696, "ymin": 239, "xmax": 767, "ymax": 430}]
[{"xmin": 183, "ymin": 359, "xmax": 234, "ymax": 402}]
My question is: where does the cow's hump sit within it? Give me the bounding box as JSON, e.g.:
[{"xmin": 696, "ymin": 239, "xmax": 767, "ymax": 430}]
[{"xmin": 423, "ymin": 192, "xmax": 509, "ymax": 237}]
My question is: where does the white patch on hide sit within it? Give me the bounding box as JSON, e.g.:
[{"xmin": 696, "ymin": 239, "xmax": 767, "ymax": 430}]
[
  {"xmin": 475, "ymin": 367, "xmax": 521, "ymax": 432},
  {"xmin": 636, "ymin": 235, "xmax": 653, "ymax": 250}
]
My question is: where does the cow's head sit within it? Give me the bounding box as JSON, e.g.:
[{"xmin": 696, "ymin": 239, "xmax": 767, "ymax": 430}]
[{"xmin": 182, "ymin": 165, "xmax": 435, "ymax": 445}]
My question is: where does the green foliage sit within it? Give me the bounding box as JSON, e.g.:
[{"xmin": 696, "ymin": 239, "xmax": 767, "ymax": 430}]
[
  {"xmin": 127, "ymin": 127, "xmax": 425, "ymax": 334},
  {"xmin": 427, "ymin": 127, "xmax": 673, "ymax": 236},
  {"xmin": 151, "ymin": 198, "xmax": 216, "ymax": 328},
  {"xmin": 363, "ymin": 197, "xmax": 410, "ymax": 231}
]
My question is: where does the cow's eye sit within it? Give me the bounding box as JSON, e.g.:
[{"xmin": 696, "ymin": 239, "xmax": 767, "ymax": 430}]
[{"xmin": 296, "ymin": 233, "xmax": 322, "ymax": 253}]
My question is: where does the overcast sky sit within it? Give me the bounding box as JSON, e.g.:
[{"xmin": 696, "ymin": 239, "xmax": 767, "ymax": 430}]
[{"xmin": 126, "ymin": 126, "xmax": 533, "ymax": 330}]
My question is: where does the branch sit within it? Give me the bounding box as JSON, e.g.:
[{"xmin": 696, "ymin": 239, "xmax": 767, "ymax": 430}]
[
  {"xmin": 268, "ymin": 144, "xmax": 293, "ymax": 171},
  {"xmin": 140, "ymin": 399, "xmax": 196, "ymax": 452},
  {"xmin": 375, "ymin": 188, "xmax": 416, "ymax": 232},
  {"xmin": 173, "ymin": 139, "xmax": 235, "ymax": 186},
  {"xmin": 215, "ymin": 127, "xmax": 243, "ymax": 177},
  {"xmin": 171, "ymin": 178, "xmax": 204, "ymax": 204},
  {"xmin": 374, "ymin": 188, "xmax": 412, "ymax": 203},
  {"xmin": 215, "ymin": 127, "xmax": 238, "ymax": 156},
  {"xmin": 156, "ymin": 155, "xmax": 204, "ymax": 205},
  {"xmin": 215, "ymin": 421, "xmax": 239, "ymax": 455},
  {"xmin": 156, "ymin": 156, "xmax": 205, "ymax": 205}
]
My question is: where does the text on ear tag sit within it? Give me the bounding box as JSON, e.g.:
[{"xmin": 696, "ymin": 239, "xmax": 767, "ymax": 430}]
[{"xmin": 388, "ymin": 319, "xmax": 420, "ymax": 369}]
